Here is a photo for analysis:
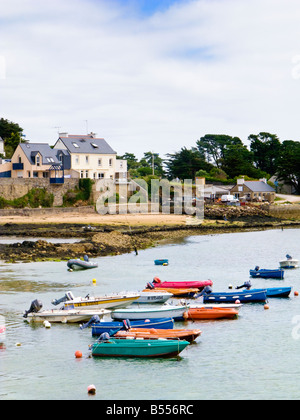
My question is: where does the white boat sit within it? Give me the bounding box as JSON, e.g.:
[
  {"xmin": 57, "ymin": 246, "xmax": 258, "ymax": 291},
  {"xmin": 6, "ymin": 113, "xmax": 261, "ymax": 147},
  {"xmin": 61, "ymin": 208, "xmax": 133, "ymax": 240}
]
[
  {"xmin": 0, "ymin": 315, "xmax": 6, "ymax": 343},
  {"xmin": 23, "ymin": 300, "xmax": 110, "ymax": 323},
  {"xmin": 111, "ymin": 304, "xmax": 189, "ymax": 321},
  {"xmin": 279, "ymin": 255, "xmax": 298, "ymax": 269},
  {"xmin": 134, "ymin": 291, "xmax": 173, "ymax": 304},
  {"xmin": 51, "ymin": 291, "xmax": 140, "ymax": 310}
]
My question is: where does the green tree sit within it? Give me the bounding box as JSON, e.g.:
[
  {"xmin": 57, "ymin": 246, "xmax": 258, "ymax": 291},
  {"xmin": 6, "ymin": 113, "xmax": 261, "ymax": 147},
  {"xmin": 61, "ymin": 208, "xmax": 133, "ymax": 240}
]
[
  {"xmin": 221, "ymin": 144, "xmax": 265, "ymax": 179},
  {"xmin": 165, "ymin": 147, "xmax": 212, "ymax": 180},
  {"xmin": 196, "ymin": 134, "xmax": 243, "ymax": 168},
  {"xmin": 276, "ymin": 140, "xmax": 300, "ymax": 194},
  {"xmin": 249, "ymin": 132, "xmax": 281, "ymax": 175},
  {"xmin": 142, "ymin": 151, "xmax": 165, "ymax": 176},
  {"xmin": 0, "ymin": 118, "xmax": 24, "ymax": 158}
]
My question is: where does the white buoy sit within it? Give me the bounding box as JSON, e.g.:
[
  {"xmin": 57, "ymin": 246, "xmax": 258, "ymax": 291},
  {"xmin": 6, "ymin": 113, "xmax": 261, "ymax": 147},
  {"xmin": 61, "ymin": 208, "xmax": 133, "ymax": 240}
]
[{"xmin": 43, "ymin": 320, "xmax": 51, "ymax": 328}]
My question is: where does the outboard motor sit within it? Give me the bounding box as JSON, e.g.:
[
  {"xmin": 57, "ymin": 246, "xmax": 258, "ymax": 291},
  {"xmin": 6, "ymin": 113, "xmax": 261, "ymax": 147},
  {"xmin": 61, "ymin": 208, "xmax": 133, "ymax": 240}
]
[
  {"xmin": 23, "ymin": 299, "xmax": 43, "ymax": 318},
  {"xmin": 98, "ymin": 332, "xmax": 110, "ymax": 341},
  {"xmin": 122, "ymin": 319, "xmax": 131, "ymax": 330},
  {"xmin": 83, "ymin": 255, "xmax": 89, "ymax": 262},
  {"xmin": 79, "ymin": 315, "xmax": 101, "ymax": 330},
  {"xmin": 51, "ymin": 291, "xmax": 75, "ymax": 306},
  {"xmin": 146, "ymin": 282, "xmax": 154, "ymax": 289}
]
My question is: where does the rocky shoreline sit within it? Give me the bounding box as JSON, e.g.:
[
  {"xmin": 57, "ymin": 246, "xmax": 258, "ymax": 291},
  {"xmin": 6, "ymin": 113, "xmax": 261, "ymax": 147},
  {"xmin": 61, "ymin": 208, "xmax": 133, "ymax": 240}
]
[{"xmin": 0, "ymin": 215, "xmax": 299, "ymax": 263}]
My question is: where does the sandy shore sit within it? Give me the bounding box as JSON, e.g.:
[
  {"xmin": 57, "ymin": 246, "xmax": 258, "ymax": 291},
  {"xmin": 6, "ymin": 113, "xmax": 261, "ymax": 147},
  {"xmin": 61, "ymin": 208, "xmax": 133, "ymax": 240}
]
[{"xmin": 0, "ymin": 212, "xmax": 189, "ymax": 227}]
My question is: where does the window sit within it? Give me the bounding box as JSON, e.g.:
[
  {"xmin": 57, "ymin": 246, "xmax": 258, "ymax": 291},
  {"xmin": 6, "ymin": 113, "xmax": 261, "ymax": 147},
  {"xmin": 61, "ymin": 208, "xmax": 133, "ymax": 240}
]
[
  {"xmin": 80, "ymin": 170, "xmax": 84, "ymax": 178},
  {"xmin": 98, "ymin": 173, "xmax": 104, "ymax": 179},
  {"xmin": 85, "ymin": 170, "xmax": 89, "ymax": 178},
  {"xmin": 109, "ymin": 158, "xmax": 113, "ymax": 167},
  {"xmin": 18, "ymin": 156, "xmax": 22, "ymax": 163},
  {"xmin": 91, "ymin": 143, "xmax": 98, "ymax": 148},
  {"xmin": 75, "ymin": 155, "xmax": 79, "ymax": 164},
  {"xmin": 98, "ymin": 158, "xmax": 102, "ymax": 166},
  {"xmin": 72, "ymin": 142, "xmax": 79, "ymax": 148},
  {"xmin": 46, "ymin": 157, "xmax": 54, "ymax": 163},
  {"xmin": 85, "ymin": 156, "xmax": 89, "ymax": 164},
  {"xmin": 33, "ymin": 171, "xmax": 38, "ymax": 178},
  {"xmin": 36, "ymin": 155, "xmax": 40, "ymax": 166}
]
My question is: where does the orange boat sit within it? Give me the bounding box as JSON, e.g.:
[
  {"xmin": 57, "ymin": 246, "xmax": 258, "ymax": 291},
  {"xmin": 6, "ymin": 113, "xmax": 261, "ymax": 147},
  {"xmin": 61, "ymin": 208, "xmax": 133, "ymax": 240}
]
[
  {"xmin": 184, "ymin": 307, "xmax": 238, "ymax": 320},
  {"xmin": 114, "ymin": 327, "xmax": 202, "ymax": 342},
  {"xmin": 142, "ymin": 288, "xmax": 199, "ymax": 298}
]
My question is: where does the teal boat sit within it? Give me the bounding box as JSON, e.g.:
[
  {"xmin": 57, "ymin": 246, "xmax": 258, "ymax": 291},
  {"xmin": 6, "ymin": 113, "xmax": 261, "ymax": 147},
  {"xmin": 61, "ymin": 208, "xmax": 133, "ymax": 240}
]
[{"xmin": 91, "ymin": 337, "xmax": 189, "ymax": 358}]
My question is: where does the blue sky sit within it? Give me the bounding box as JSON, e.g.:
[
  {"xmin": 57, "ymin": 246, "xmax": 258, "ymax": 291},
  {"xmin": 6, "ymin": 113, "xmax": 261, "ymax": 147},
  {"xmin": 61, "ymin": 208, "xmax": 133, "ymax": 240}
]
[{"xmin": 1, "ymin": 0, "xmax": 300, "ymax": 158}]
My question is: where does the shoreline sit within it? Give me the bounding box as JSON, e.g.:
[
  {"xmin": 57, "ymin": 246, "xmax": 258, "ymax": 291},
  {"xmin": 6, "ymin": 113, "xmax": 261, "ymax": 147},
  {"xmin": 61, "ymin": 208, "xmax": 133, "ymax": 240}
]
[{"xmin": 0, "ymin": 212, "xmax": 299, "ymax": 263}]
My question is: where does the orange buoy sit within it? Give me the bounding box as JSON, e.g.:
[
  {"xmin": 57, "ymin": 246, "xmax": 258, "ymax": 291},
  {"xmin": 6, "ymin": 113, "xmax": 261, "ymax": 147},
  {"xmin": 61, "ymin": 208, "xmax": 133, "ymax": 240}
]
[
  {"xmin": 75, "ymin": 350, "xmax": 82, "ymax": 358},
  {"xmin": 294, "ymin": 291, "xmax": 299, "ymax": 296},
  {"xmin": 264, "ymin": 304, "xmax": 269, "ymax": 310},
  {"xmin": 87, "ymin": 384, "xmax": 96, "ymax": 395}
]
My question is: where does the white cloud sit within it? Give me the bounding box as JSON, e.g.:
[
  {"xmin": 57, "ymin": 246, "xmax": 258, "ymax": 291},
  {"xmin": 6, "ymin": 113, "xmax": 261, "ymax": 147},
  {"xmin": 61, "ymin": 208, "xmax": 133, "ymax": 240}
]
[{"xmin": 1, "ymin": 0, "xmax": 300, "ymax": 158}]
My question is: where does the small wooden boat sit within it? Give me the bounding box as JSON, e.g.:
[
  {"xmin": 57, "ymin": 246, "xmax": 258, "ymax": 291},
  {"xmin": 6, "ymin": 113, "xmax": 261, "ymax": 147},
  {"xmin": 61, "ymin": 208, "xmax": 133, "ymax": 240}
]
[
  {"xmin": 152, "ymin": 277, "xmax": 213, "ymax": 290},
  {"xmin": 135, "ymin": 291, "xmax": 172, "ymax": 304},
  {"xmin": 265, "ymin": 287, "xmax": 292, "ymax": 298},
  {"xmin": 249, "ymin": 267, "xmax": 284, "ymax": 279},
  {"xmin": 23, "ymin": 299, "xmax": 110, "ymax": 323},
  {"xmin": 67, "ymin": 256, "xmax": 98, "ymax": 270},
  {"xmin": 143, "ymin": 287, "xmax": 199, "ymax": 298},
  {"xmin": 114, "ymin": 327, "xmax": 201, "ymax": 342},
  {"xmin": 111, "ymin": 304, "xmax": 189, "ymax": 321},
  {"xmin": 203, "ymin": 289, "xmax": 267, "ymax": 303},
  {"xmin": 90, "ymin": 318, "xmax": 175, "ymax": 336},
  {"xmin": 91, "ymin": 337, "xmax": 190, "ymax": 358},
  {"xmin": 154, "ymin": 259, "xmax": 169, "ymax": 265},
  {"xmin": 184, "ymin": 307, "xmax": 239, "ymax": 320},
  {"xmin": 279, "ymin": 255, "xmax": 298, "ymax": 269},
  {"xmin": 51, "ymin": 291, "xmax": 140, "ymax": 310},
  {"xmin": 0, "ymin": 315, "xmax": 6, "ymax": 343}
]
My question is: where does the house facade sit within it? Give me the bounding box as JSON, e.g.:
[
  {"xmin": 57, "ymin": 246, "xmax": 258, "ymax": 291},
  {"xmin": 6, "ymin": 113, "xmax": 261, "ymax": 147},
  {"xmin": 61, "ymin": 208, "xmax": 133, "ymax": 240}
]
[
  {"xmin": 230, "ymin": 178, "xmax": 275, "ymax": 202},
  {"xmin": 10, "ymin": 143, "xmax": 64, "ymax": 179},
  {"xmin": 53, "ymin": 133, "xmax": 127, "ymax": 182}
]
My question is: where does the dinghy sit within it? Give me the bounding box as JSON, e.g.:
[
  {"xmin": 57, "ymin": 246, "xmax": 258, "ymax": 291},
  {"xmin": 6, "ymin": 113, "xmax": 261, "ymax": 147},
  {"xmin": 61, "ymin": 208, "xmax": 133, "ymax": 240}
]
[
  {"xmin": 203, "ymin": 289, "xmax": 267, "ymax": 303},
  {"xmin": 135, "ymin": 290, "xmax": 172, "ymax": 304},
  {"xmin": 184, "ymin": 306, "xmax": 239, "ymax": 320},
  {"xmin": 249, "ymin": 267, "xmax": 284, "ymax": 279},
  {"xmin": 279, "ymin": 255, "xmax": 298, "ymax": 269},
  {"xmin": 111, "ymin": 304, "xmax": 189, "ymax": 321},
  {"xmin": 0, "ymin": 315, "xmax": 6, "ymax": 343},
  {"xmin": 152, "ymin": 277, "xmax": 213, "ymax": 290},
  {"xmin": 91, "ymin": 336, "xmax": 190, "ymax": 358},
  {"xmin": 88, "ymin": 317, "xmax": 175, "ymax": 336},
  {"xmin": 51, "ymin": 291, "xmax": 140, "ymax": 310},
  {"xmin": 114, "ymin": 327, "xmax": 201, "ymax": 342},
  {"xmin": 23, "ymin": 299, "xmax": 110, "ymax": 323},
  {"xmin": 154, "ymin": 259, "xmax": 169, "ymax": 265},
  {"xmin": 67, "ymin": 255, "xmax": 98, "ymax": 270}
]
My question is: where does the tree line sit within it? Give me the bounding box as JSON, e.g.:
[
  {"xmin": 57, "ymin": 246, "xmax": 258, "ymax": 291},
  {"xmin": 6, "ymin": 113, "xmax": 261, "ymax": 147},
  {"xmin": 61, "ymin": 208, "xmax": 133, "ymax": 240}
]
[{"xmin": 1, "ymin": 118, "xmax": 299, "ymax": 194}]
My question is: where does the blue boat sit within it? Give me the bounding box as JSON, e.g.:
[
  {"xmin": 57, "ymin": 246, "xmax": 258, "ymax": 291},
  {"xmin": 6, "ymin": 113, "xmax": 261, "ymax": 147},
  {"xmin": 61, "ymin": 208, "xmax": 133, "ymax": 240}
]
[
  {"xmin": 203, "ymin": 289, "xmax": 267, "ymax": 303},
  {"xmin": 89, "ymin": 317, "xmax": 175, "ymax": 336},
  {"xmin": 249, "ymin": 267, "xmax": 284, "ymax": 279},
  {"xmin": 154, "ymin": 259, "xmax": 169, "ymax": 265},
  {"xmin": 265, "ymin": 287, "xmax": 292, "ymax": 298}
]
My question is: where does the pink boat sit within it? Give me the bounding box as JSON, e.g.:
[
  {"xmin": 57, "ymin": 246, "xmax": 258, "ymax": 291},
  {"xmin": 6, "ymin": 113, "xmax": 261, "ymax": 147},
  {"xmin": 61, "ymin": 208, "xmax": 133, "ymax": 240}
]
[{"xmin": 152, "ymin": 277, "xmax": 213, "ymax": 290}]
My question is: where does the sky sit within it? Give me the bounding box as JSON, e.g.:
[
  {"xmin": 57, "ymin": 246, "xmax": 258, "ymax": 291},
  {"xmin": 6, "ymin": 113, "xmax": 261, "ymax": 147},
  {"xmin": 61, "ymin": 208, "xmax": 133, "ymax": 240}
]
[{"xmin": 1, "ymin": 0, "xmax": 300, "ymax": 159}]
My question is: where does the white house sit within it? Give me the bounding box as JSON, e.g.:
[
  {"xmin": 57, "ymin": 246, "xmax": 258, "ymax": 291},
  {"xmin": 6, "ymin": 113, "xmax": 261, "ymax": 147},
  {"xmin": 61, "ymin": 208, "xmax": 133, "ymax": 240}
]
[
  {"xmin": 53, "ymin": 133, "xmax": 127, "ymax": 181},
  {"xmin": 0, "ymin": 137, "xmax": 5, "ymax": 156}
]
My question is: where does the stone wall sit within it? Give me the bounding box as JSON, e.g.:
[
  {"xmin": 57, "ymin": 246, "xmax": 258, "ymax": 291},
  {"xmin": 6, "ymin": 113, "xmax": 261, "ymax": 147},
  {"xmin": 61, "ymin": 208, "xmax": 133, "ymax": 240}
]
[
  {"xmin": 269, "ymin": 204, "xmax": 300, "ymax": 220},
  {"xmin": 0, "ymin": 178, "xmax": 79, "ymax": 206}
]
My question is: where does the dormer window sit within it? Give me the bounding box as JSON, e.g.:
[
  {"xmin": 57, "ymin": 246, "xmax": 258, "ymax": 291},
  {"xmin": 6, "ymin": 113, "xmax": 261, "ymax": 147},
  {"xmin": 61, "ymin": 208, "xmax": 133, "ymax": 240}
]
[{"xmin": 36, "ymin": 155, "xmax": 40, "ymax": 166}]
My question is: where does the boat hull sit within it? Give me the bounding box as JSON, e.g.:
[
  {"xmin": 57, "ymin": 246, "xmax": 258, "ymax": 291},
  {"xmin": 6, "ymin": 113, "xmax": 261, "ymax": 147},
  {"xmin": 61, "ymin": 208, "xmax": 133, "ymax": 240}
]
[
  {"xmin": 154, "ymin": 259, "xmax": 169, "ymax": 265},
  {"xmin": 63, "ymin": 293, "xmax": 140, "ymax": 310},
  {"xmin": 153, "ymin": 279, "xmax": 213, "ymax": 290},
  {"xmin": 143, "ymin": 288, "xmax": 199, "ymax": 298},
  {"xmin": 185, "ymin": 307, "xmax": 238, "ymax": 320},
  {"xmin": 25, "ymin": 308, "xmax": 110, "ymax": 323},
  {"xmin": 135, "ymin": 291, "xmax": 172, "ymax": 304},
  {"xmin": 91, "ymin": 338, "xmax": 189, "ymax": 358},
  {"xmin": 266, "ymin": 287, "xmax": 292, "ymax": 297},
  {"xmin": 279, "ymin": 260, "xmax": 298, "ymax": 269},
  {"xmin": 203, "ymin": 289, "xmax": 267, "ymax": 303},
  {"xmin": 0, "ymin": 315, "xmax": 6, "ymax": 343},
  {"xmin": 114, "ymin": 328, "xmax": 201, "ymax": 342},
  {"xmin": 67, "ymin": 259, "xmax": 98, "ymax": 270},
  {"xmin": 250, "ymin": 269, "xmax": 284, "ymax": 279},
  {"xmin": 91, "ymin": 318, "xmax": 175, "ymax": 336},
  {"xmin": 111, "ymin": 305, "xmax": 189, "ymax": 321}
]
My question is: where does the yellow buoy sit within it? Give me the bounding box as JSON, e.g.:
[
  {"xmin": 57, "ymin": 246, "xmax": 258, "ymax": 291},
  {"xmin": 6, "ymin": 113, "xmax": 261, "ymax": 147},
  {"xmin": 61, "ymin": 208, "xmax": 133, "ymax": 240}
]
[{"xmin": 92, "ymin": 278, "xmax": 97, "ymax": 284}]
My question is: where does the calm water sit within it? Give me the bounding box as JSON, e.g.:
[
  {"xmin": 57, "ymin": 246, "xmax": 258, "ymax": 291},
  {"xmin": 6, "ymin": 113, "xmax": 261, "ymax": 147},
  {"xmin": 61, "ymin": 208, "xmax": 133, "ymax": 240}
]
[{"xmin": 0, "ymin": 228, "xmax": 300, "ymax": 400}]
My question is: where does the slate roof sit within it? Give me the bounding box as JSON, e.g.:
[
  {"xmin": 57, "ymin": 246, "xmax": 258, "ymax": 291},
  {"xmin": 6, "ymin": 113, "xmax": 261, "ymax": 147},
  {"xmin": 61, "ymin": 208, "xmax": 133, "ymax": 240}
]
[
  {"xmin": 57, "ymin": 135, "xmax": 117, "ymax": 155},
  {"xmin": 20, "ymin": 143, "xmax": 61, "ymax": 165},
  {"xmin": 243, "ymin": 181, "xmax": 275, "ymax": 192}
]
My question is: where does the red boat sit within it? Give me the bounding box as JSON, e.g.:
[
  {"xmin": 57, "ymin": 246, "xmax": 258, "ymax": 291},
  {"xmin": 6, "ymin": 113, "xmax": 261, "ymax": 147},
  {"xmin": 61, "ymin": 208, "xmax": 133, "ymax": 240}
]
[{"xmin": 152, "ymin": 277, "xmax": 213, "ymax": 290}]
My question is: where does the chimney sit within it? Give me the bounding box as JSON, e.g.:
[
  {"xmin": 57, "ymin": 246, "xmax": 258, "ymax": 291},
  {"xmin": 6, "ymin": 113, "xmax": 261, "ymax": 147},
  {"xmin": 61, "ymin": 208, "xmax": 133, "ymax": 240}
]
[
  {"xmin": 59, "ymin": 132, "xmax": 68, "ymax": 137},
  {"xmin": 259, "ymin": 178, "xmax": 267, "ymax": 184},
  {"xmin": 237, "ymin": 176, "xmax": 245, "ymax": 185}
]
